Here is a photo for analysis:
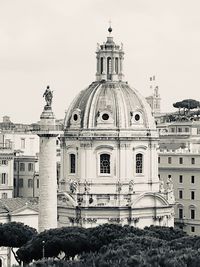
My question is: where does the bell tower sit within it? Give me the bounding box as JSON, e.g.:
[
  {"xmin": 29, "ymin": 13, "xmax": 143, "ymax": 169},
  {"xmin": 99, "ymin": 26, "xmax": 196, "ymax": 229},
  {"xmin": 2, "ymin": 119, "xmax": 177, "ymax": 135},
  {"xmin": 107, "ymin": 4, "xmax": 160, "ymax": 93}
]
[{"xmin": 96, "ymin": 26, "xmax": 124, "ymax": 82}]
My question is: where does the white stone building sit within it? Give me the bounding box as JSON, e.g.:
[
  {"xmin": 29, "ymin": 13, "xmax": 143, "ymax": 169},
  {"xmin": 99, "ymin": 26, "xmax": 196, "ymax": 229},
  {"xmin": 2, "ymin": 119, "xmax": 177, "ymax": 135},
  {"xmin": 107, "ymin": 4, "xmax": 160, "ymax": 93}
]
[
  {"xmin": 58, "ymin": 28, "xmax": 174, "ymax": 228},
  {"xmin": 0, "ymin": 138, "xmax": 14, "ymax": 199}
]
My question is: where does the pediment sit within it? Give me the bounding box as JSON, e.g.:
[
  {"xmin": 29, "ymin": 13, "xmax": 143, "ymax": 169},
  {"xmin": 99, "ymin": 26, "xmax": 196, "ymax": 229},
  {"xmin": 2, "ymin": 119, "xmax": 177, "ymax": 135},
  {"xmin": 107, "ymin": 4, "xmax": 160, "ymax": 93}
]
[{"xmin": 10, "ymin": 206, "xmax": 38, "ymax": 216}]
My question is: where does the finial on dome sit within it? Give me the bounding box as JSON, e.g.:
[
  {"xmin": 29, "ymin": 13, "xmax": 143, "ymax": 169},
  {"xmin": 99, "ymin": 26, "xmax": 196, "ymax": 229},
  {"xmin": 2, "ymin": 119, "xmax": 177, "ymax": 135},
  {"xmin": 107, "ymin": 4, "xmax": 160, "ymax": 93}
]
[{"xmin": 108, "ymin": 20, "xmax": 112, "ymax": 35}]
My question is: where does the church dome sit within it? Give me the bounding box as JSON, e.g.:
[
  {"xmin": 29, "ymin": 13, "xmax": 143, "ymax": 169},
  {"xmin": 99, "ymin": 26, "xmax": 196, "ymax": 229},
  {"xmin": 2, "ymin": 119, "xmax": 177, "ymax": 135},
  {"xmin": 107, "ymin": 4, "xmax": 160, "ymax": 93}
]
[
  {"xmin": 64, "ymin": 29, "xmax": 156, "ymax": 132},
  {"xmin": 64, "ymin": 81, "xmax": 156, "ymax": 130}
]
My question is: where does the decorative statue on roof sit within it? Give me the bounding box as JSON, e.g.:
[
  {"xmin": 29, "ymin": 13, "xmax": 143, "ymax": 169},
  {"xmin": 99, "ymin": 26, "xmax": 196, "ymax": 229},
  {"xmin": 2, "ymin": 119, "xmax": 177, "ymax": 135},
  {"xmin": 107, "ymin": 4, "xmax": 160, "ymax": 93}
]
[{"xmin": 43, "ymin": 85, "xmax": 53, "ymax": 107}]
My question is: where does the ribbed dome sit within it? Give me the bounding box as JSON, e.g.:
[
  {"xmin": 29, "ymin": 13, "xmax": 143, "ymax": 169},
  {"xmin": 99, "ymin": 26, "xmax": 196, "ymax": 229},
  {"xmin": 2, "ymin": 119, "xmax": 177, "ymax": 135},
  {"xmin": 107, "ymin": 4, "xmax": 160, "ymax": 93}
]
[{"xmin": 64, "ymin": 81, "xmax": 156, "ymax": 130}]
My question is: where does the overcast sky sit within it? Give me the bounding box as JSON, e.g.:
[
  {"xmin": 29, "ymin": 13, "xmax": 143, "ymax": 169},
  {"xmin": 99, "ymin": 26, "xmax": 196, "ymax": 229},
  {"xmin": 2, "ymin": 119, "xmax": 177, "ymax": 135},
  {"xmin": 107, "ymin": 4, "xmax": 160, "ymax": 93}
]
[{"xmin": 1, "ymin": 0, "xmax": 200, "ymax": 123}]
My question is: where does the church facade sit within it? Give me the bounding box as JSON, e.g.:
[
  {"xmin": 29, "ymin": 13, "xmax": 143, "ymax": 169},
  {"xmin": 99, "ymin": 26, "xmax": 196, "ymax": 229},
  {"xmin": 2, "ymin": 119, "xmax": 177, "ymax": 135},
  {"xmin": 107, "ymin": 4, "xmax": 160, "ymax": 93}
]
[{"xmin": 57, "ymin": 28, "xmax": 174, "ymax": 228}]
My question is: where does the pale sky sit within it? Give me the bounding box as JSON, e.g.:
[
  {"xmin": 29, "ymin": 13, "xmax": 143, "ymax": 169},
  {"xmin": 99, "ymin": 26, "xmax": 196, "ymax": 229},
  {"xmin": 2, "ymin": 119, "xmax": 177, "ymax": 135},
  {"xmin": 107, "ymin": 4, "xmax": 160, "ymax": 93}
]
[{"xmin": 1, "ymin": 0, "xmax": 200, "ymax": 123}]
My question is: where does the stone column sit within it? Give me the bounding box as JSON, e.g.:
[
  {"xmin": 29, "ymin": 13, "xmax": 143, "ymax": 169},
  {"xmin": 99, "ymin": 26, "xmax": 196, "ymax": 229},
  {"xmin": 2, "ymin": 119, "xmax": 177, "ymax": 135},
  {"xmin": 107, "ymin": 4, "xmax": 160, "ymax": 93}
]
[{"xmin": 37, "ymin": 106, "xmax": 58, "ymax": 232}]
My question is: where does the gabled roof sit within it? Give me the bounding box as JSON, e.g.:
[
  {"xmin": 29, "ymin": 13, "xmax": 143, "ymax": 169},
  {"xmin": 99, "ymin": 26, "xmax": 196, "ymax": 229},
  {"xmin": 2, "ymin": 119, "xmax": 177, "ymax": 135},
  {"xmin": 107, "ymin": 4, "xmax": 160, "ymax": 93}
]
[{"xmin": 0, "ymin": 198, "xmax": 39, "ymax": 214}]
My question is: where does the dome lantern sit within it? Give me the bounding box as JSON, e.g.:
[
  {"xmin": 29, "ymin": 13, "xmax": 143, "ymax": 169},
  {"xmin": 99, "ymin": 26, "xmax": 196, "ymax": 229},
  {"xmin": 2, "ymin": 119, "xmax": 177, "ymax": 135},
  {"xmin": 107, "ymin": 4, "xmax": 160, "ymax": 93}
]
[{"xmin": 96, "ymin": 28, "xmax": 124, "ymax": 82}]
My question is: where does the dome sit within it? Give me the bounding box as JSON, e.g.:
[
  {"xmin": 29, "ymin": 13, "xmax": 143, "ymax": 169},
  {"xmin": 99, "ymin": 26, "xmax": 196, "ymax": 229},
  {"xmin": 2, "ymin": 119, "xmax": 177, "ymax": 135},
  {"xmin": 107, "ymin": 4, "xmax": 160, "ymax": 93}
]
[
  {"xmin": 64, "ymin": 81, "xmax": 156, "ymax": 130},
  {"xmin": 64, "ymin": 31, "xmax": 156, "ymax": 132}
]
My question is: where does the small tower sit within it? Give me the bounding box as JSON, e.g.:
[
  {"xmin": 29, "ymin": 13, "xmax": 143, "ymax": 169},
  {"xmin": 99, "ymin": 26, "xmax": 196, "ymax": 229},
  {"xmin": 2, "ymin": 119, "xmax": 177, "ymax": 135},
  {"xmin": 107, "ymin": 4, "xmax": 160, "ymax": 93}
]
[
  {"xmin": 37, "ymin": 86, "xmax": 58, "ymax": 232},
  {"xmin": 96, "ymin": 26, "xmax": 124, "ymax": 82},
  {"xmin": 146, "ymin": 76, "xmax": 161, "ymax": 116}
]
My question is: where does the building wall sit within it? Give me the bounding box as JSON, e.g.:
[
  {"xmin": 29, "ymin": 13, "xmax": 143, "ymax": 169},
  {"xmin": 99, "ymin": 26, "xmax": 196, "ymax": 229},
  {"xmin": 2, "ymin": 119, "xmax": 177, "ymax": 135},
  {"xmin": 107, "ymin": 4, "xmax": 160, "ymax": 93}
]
[
  {"xmin": 14, "ymin": 157, "xmax": 39, "ymax": 198},
  {"xmin": 0, "ymin": 141, "xmax": 14, "ymax": 199},
  {"xmin": 58, "ymin": 132, "xmax": 174, "ymax": 228},
  {"xmin": 61, "ymin": 138, "xmax": 160, "ymax": 194},
  {"xmin": 2, "ymin": 132, "xmax": 39, "ymax": 156},
  {"xmin": 159, "ymin": 152, "xmax": 200, "ymax": 235}
]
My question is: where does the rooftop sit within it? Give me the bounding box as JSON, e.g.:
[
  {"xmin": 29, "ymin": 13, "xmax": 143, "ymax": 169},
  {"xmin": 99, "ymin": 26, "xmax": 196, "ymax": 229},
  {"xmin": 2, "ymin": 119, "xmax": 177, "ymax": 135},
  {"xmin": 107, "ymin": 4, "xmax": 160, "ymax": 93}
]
[{"xmin": 0, "ymin": 198, "xmax": 38, "ymax": 214}]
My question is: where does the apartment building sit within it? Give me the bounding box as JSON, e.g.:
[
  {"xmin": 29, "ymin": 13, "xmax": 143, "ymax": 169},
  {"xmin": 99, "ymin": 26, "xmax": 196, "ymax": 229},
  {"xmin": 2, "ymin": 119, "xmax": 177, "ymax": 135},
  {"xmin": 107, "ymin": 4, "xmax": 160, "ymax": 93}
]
[{"xmin": 159, "ymin": 150, "xmax": 200, "ymax": 235}]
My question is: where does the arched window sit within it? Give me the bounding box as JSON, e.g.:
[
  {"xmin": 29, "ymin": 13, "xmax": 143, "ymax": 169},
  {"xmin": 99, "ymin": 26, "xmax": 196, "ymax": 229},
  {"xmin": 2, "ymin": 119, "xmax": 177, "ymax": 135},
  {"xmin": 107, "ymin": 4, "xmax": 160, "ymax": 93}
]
[
  {"xmin": 100, "ymin": 57, "xmax": 103, "ymax": 74},
  {"xmin": 115, "ymin": 57, "xmax": 118, "ymax": 74},
  {"xmin": 100, "ymin": 154, "xmax": 110, "ymax": 174},
  {"xmin": 136, "ymin": 153, "xmax": 143, "ymax": 173},
  {"xmin": 107, "ymin": 57, "xmax": 112, "ymax": 80},
  {"xmin": 70, "ymin": 154, "xmax": 76, "ymax": 174}
]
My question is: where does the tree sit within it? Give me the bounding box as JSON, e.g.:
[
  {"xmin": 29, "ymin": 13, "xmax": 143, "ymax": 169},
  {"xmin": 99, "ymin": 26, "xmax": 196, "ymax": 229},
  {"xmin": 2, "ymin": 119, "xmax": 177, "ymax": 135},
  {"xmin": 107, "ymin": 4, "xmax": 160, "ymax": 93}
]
[
  {"xmin": 0, "ymin": 222, "xmax": 37, "ymax": 264},
  {"xmin": 16, "ymin": 226, "xmax": 89, "ymax": 264},
  {"xmin": 173, "ymin": 99, "xmax": 200, "ymax": 116}
]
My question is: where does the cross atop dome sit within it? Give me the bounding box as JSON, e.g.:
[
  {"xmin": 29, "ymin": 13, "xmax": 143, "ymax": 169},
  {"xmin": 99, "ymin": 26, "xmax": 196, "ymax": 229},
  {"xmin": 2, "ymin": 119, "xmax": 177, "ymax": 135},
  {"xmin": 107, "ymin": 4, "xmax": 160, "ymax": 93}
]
[{"xmin": 95, "ymin": 26, "xmax": 124, "ymax": 82}]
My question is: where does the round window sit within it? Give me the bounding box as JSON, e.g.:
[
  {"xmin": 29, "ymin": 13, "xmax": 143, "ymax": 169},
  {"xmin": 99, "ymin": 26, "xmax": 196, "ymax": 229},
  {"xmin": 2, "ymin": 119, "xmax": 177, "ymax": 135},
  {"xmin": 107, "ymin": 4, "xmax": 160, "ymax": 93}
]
[
  {"xmin": 73, "ymin": 114, "xmax": 78, "ymax": 121},
  {"xmin": 135, "ymin": 114, "xmax": 140, "ymax": 121},
  {"xmin": 102, "ymin": 113, "xmax": 109, "ymax": 120}
]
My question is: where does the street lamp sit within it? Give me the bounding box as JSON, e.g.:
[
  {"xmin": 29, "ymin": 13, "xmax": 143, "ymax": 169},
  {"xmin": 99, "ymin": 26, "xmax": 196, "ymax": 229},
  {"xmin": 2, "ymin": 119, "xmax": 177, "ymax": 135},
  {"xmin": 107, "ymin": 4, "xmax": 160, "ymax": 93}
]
[{"xmin": 42, "ymin": 240, "xmax": 45, "ymax": 259}]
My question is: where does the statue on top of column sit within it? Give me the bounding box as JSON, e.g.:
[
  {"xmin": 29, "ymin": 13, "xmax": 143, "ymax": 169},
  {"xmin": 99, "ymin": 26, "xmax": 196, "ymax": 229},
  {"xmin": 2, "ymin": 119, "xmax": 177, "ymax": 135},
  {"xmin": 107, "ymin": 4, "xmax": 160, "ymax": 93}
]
[{"xmin": 43, "ymin": 86, "xmax": 53, "ymax": 107}]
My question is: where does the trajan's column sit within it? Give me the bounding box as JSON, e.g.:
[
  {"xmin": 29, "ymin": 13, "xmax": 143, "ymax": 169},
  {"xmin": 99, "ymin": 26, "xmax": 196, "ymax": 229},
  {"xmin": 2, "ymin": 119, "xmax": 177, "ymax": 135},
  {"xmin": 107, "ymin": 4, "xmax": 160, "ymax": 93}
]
[{"xmin": 37, "ymin": 86, "xmax": 58, "ymax": 232}]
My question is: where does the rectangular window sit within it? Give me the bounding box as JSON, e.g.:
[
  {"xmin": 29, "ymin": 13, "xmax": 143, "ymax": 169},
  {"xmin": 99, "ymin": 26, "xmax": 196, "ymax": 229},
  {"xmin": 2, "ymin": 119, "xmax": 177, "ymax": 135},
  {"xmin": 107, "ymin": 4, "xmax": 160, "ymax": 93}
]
[
  {"xmin": 191, "ymin": 226, "xmax": 195, "ymax": 233},
  {"xmin": 14, "ymin": 178, "xmax": 16, "ymax": 187},
  {"xmin": 179, "ymin": 208, "xmax": 183, "ymax": 219},
  {"xmin": 28, "ymin": 179, "xmax": 33, "ymax": 188},
  {"xmin": 1, "ymin": 173, "xmax": 7, "ymax": 184},
  {"xmin": 178, "ymin": 128, "xmax": 182, "ymax": 132},
  {"xmin": 19, "ymin": 178, "xmax": 23, "ymax": 188},
  {"xmin": 37, "ymin": 179, "xmax": 39, "ymax": 188},
  {"xmin": 179, "ymin": 190, "xmax": 183, "ymax": 199},
  {"xmin": 21, "ymin": 138, "xmax": 25, "ymax": 149},
  {"xmin": 20, "ymin": 163, "xmax": 25, "ymax": 171},
  {"xmin": 185, "ymin": 128, "xmax": 189, "ymax": 132},
  {"xmin": 191, "ymin": 191, "xmax": 195, "ymax": 200},
  {"xmin": 2, "ymin": 193, "xmax": 7, "ymax": 199},
  {"xmin": 1, "ymin": 160, "xmax": 8, "ymax": 165},
  {"xmin": 179, "ymin": 158, "xmax": 183, "ymax": 164},
  {"xmin": 14, "ymin": 162, "xmax": 17, "ymax": 171},
  {"xmin": 179, "ymin": 175, "xmax": 183, "ymax": 183},
  {"xmin": 135, "ymin": 153, "xmax": 143, "ymax": 174},
  {"xmin": 191, "ymin": 176, "xmax": 195, "ymax": 184},
  {"xmin": 168, "ymin": 157, "xmax": 172, "ymax": 164},
  {"xmin": 191, "ymin": 209, "xmax": 195, "ymax": 219},
  {"xmin": 115, "ymin": 57, "xmax": 119, "ymax": 74},
  {"xmin": 158, "ymin": 157, "xmax": 160, "ymax": 164},
  {"xmin": 100, "ymin": 153, "xmax": 111, "ymax": 174},
  {"xmin": 28, "ymin": 163, "xmax": 33, "ymax": 172},
  {"xmin": 191, "ymin": 158, "xmax": 195, "ymax": 164},
  {"xmin": 70, "ymin": 154, "xmax": 76, "ymax": 174},
  {"xmin": 171, "ymin": 128, "xmax": 175, "ymax": 133}
]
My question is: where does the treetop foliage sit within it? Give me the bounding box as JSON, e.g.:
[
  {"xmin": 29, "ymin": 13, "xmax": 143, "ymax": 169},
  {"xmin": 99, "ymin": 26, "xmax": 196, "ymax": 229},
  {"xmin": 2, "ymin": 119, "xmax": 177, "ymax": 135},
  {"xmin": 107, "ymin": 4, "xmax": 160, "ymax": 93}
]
[
  {"xmin": 173, "ymin": 99, "xmax": 200, "ymax": 110},
  {"xmin": 0, "ymin": 221, "xmax": 37, "ymax": 248},
  {"xmin": 14, "ymin": 223, "xmax": 200, "ymax": 266}
]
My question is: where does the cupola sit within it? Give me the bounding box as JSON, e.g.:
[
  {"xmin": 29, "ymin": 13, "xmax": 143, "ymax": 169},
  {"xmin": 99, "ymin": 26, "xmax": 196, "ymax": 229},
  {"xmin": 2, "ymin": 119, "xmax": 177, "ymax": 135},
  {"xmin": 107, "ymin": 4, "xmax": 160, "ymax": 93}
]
[{"xmin": 95, "ymin": 27, "xmax": 124, "ymax": 82}]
